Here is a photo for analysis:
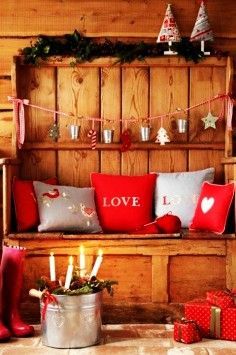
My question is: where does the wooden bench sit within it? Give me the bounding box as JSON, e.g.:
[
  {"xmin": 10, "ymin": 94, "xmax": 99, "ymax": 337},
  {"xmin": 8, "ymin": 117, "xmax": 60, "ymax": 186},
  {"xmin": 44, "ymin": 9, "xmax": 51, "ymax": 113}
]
[{"xmin": 1, "ymin": 55, "xmax": 236, "ymax": 324}]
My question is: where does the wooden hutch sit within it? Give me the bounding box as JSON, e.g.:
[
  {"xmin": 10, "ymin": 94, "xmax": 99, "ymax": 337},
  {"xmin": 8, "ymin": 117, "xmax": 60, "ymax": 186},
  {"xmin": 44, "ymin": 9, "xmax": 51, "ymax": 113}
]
[{"xmin": 1, "ymin": 55, "xmax": 235, "ymax": 324}]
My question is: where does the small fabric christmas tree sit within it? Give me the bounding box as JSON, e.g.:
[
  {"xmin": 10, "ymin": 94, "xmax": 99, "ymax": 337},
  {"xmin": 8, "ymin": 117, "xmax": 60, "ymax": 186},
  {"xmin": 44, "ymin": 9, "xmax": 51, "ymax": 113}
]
[
  {"xmin": 190, "ymin": 1, "xmax": 213, "ymax": 54},
  {"xmin": 157, "ymin": 4, "xmax": 181, "ymax": 55},
  {"xmin": 155, "ymin": 127, "xmax": 170, "ymax": 145}
]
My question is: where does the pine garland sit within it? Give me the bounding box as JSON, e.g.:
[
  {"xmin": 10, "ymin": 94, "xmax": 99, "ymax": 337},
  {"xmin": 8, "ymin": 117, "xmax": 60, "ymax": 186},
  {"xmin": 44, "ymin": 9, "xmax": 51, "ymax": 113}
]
[{"xmin": 20, "ymin": 30, "xmax": 225, "ymax": 65}]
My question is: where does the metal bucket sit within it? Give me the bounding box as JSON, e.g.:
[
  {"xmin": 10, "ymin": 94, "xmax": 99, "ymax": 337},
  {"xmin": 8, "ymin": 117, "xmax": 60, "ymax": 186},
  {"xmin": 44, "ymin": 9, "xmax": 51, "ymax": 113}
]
[{"xmin": 41, "ymin": 292, "xmax": 102, "ymax": 348}]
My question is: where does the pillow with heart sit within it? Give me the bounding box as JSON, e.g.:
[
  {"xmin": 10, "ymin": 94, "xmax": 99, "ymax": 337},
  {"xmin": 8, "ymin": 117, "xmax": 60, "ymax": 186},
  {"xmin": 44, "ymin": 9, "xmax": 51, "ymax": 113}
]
[
  {"xmin": 91, "ymin": 173, "xmax": 157, "ymax": 232},
  {"xmin": 33, "ymin": 181, "xmax": 102, "ymax": 233},
  {"xmin": 154, "ymin": 168, "xmax": 215, "ymax": 227},
  {"xmin": 189, "ymin": 181, "xmax": 235, "ymax": 234}
]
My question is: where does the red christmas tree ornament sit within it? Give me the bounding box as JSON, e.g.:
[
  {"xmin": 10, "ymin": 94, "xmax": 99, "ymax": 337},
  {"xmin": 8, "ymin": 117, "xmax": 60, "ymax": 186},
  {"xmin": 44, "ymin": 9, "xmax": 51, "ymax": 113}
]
[{"xmin": 155, "ymin": 213, "xmax": 181, "ymax": 233}]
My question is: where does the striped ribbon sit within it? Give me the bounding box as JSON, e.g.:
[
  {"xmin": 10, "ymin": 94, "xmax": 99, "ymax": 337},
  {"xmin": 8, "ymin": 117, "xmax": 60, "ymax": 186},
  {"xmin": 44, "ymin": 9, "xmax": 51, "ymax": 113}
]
[
  {"xmin": 87, "ymin": 129, "xmax": 97, "ymax": 150},
  {"xmin": 8, "ymin": 96, "xmax": 29, "ymax": 149}
]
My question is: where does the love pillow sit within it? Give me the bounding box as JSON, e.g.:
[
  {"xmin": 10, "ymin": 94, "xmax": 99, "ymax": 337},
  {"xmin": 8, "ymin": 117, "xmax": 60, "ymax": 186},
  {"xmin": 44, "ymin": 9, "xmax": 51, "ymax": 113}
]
[
  {"xmin": 91, "ymin": 173, "xmax": 157, "ymax": 232},
  {"xmin": 154, "ymin": 168, "xmax": 215, "ymax": 227},
  {"xmin": 12, "ymin": 176, "xmax": 58, "ymax": 232},
  {"xmin": 190, "ymin": 182, "xmax": 235, "ymax": 234}
]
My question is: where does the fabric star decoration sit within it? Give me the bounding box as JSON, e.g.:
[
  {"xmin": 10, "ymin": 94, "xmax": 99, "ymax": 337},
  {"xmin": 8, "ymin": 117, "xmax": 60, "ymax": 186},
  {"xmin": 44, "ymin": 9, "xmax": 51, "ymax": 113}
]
[{"xmin": 201, "ymin": 112, "xmax": 218, "ymax": 129}]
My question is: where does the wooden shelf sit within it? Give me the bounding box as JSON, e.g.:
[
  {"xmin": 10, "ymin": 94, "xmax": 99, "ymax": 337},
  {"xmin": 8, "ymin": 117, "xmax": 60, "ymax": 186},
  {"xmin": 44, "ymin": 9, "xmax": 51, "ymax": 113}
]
[{"xmin": 22, "ymin": 142, "xmax": 225, "ymax": 151}]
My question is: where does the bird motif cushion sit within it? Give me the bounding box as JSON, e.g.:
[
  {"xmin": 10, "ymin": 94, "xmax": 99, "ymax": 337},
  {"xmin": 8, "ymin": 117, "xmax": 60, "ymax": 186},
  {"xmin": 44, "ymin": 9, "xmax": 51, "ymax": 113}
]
[{"xmin": 33, "ymin": 181, "xmax": 102, "ymax": 233}]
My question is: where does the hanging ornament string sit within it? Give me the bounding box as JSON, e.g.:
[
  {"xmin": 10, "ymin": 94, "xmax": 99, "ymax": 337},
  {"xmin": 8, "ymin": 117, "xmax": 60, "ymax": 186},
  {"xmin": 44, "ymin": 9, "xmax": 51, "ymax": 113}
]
[
  {"xmin": 8, "ymin": 96, "xmax": 29, "ymax": 149},
  {"xmin": 225, "ymin": 95, "xmax": 234, "ymax": 130},
  {"xmin": 87, "ymin": 119, "xmax": 97, "ymax": 150}
]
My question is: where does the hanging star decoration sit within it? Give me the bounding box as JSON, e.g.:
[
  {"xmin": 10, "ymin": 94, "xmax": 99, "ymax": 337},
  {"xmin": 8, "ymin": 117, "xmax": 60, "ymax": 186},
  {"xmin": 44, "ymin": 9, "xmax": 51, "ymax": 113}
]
[{"xmin": 201, "ymin": 111, "xmax": 218, "ymax": 129}]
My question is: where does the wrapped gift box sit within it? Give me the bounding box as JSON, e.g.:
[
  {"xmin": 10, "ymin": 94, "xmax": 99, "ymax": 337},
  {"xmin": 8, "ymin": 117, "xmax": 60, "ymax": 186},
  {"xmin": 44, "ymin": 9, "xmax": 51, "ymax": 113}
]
[
  {"xmin": 174, "ymin": 319, "xmax": 202, "ymax": 344},
  {"xmin": 185, "ymin": 299, "xmax": 236, "ymax": 341},
  {"xmin": 206, "ymin": 290, "xmax": 235, "ymax": 309}
]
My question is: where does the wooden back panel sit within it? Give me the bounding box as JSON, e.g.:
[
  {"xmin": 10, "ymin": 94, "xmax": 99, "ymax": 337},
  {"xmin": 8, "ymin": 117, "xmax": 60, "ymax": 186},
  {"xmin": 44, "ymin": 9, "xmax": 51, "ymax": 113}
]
[{"xmin": 12, "ymin": 57, "xmax": 232, "ymax": 186}]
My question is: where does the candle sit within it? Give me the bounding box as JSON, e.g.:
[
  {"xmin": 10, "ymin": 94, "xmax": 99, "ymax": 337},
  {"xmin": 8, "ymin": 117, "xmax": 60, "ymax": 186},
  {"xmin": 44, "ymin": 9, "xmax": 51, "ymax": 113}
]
[
  {"xmin": 79, "ymin": 245, "xmax": 86, "ymax": 277},
  {"xmin": 64, "ymin": 256, "xmax": 73, "ymax": 289},
  {"xmin": 49, "ymin": 252, "xmax": 56, "ymax": 281},
  {"xmin": 90, "ymin": 249, "xmax": 103, "ymax": 278}
]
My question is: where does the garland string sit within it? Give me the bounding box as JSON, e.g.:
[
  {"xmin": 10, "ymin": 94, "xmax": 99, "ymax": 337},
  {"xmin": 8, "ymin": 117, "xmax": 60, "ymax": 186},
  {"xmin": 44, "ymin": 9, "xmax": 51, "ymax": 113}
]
[{"xmin": 8, "ymin": 93, "xmax": 234, "ymax": 148}]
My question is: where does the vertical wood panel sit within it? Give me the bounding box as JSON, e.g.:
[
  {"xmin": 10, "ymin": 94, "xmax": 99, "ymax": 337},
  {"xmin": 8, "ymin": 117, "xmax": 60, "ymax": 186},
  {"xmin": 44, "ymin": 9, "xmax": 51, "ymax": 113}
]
[
  {"xmin": 149, "ymin": 150, "xmax": 187, "ymax": 173},
  {"xmin": 150, "ymin": 67, "xmax": 188, "ymax": 143},
  {"xmin": 189, "ymin": 150, "xmax": 224, "ymax": 182},
  {"xmin": 20, "ymin": 151, "xmax": 56, "ymax": 180},
  {"xmin": 58, "ymin": 150, "xmax": 99, "ymax": 187},
  {"xmin": 226, "ymin": 240, "xmax": 236, "ymax": 289},
  {"xmin": 122, "ymin": 151, "xmax": 148, "ymax": 175},
  {"xmin": 152, "ymin": 256, "xmax": 169, "ymax": 302},
  {"xmin": 189, "ymin": 67, "xmax": 226, "ymax": 143},
  {"xmin": 58, "ymin": 66, "xmax": 100, "ymax": 186},
  {"xmin": 17, "ymin": 66, "xmax": 56, "ymax": 143},
  {"xmin": 122, "ymin": 67, "xmax": 149, "ymax": 174},
  {"xmin": 101, "ymin": 150, "xmax": 121, "ymax": 175},
  {"xmin": 101, "ymin": 67, "xmax": 121, "ymax": 142}
]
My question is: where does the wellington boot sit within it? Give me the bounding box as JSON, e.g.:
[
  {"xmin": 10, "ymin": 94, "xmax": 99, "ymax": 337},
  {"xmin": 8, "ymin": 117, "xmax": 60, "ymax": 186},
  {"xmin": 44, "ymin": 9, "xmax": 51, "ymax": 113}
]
[{"xmin": 1, "ymin": 245, "xmax": 34, "ymax": 337}]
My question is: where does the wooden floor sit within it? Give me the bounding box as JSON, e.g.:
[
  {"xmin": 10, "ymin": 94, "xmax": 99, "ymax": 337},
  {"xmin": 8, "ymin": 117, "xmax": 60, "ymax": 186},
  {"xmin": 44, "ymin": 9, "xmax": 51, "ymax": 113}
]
[{"xmin": 1, "ymin": 324, "xmax": 236, "ymax": 354}]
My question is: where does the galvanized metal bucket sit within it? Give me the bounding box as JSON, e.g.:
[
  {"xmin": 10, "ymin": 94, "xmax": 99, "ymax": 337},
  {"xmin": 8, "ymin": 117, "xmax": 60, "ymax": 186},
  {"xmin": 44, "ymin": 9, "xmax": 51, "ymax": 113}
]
[{"xmin": 41, "ymin": 291, "xmax": 102, "ymax": 348}]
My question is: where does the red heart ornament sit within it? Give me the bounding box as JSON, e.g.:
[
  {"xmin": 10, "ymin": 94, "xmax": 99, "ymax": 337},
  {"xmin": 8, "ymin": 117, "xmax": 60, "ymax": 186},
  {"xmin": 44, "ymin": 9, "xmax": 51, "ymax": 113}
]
[{"xmin": 155, "ymin": 213, "xmax": 181, "ymax": 233}]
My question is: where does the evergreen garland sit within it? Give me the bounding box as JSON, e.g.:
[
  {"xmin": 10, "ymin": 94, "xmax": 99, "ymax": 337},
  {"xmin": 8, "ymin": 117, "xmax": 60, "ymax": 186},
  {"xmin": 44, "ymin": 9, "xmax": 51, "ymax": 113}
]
[{"xmin": 20, "ymin": 30, "xmax": 224, "ymax": 65}]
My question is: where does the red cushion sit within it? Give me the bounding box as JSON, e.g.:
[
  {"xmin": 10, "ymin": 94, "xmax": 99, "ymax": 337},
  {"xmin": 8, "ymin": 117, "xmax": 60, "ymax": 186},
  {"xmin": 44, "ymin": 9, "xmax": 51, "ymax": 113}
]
[
  {"xmin": 189, "ymin": 182, "xmax": 235, "ymax": 234},
  {"xmin": 91, "ymin": 173, "xmax": 157, "ymax": 232},
  {"xmin": 13, "ymin": 177, "xmax": 58, "ymax": 232}
]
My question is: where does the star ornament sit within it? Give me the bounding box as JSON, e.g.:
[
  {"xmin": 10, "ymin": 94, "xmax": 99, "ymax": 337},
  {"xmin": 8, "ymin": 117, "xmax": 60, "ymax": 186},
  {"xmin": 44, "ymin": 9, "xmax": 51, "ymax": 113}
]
[{"xmin": 201, "ymin": 112, "xmax": 218, "ymax": 129}]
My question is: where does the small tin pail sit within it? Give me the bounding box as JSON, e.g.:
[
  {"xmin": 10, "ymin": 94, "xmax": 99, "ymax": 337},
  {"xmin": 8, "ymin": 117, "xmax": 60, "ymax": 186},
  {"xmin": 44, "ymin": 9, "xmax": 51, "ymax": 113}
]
[{"xmin": 41, "ymin": 291, "xmax": 102, "ymax": 348}]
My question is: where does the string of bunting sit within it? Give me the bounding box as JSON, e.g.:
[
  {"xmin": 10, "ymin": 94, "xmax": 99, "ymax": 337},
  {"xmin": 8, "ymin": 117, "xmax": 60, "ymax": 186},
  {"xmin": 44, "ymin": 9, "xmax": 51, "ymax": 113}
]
[{"xmin": 8, "ymin": 93, "xmax": 234, "ymax": 150}]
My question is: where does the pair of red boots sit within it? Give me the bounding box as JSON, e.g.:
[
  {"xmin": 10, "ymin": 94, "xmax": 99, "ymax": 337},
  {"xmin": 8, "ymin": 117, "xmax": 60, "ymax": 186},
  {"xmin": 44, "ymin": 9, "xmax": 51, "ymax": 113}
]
[{"xmin": 0, "ymin": 245, "xmax": 34, "ymax": 341}]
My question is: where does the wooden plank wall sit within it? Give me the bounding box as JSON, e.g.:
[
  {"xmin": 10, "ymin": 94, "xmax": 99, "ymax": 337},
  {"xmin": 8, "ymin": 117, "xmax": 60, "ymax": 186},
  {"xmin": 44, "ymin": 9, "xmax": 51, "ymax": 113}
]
[
  {"xmin": 0, "ymin": 0, "xmax": 236, "ymax": 156},
  {"xmin": 15, "ymin": 58, "xmax": 227, "ymax": 184}
]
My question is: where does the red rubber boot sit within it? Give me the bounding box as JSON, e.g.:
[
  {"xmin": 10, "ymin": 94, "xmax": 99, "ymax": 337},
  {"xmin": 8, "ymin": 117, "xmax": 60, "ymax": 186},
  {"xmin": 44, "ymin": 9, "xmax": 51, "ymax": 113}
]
[
  {"xmin": 0, "ymin": 264, "xmax": 11, "ymax": 341},
  {"xmin": 1, "ymin": 245, "xmax": 34, "ymax": 337}
]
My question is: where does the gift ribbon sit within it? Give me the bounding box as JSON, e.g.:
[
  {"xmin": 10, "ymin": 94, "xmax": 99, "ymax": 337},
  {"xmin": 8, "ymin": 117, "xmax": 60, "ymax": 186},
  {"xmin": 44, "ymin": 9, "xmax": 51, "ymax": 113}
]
[
  {"xmin": 210, "ymin": 306, "xmax": 221, "ymax": 338},
  {"xmin": 41, "ymin": 290, "xmax": 59, "ymax": 321}
]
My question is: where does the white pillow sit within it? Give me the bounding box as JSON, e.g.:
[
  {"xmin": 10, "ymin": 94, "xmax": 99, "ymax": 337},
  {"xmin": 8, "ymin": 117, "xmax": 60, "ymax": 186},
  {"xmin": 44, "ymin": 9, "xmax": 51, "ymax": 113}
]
[
  {"xmin": 154, "ymin": 168, "xmax": 215, "ymax": 227},
  {"xmin": 33, "ymin": 181, "xmax": 102, "ymax": 233}
]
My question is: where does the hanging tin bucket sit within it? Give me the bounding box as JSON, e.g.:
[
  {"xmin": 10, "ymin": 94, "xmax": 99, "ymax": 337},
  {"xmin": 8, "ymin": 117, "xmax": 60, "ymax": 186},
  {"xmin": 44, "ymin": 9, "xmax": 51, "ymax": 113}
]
[
  {"xmin": 41, "ymin": 291, "xmax": 102, "ymax": 349},
  {"xmin": 103, "ymin": 129, "xmax": 114, "ymax": 143},
  {"xmin": 140, "ymin": 126, "xmax": 151, "ymax": 142},
  {"xmin": 177, "ymin": 119, "xmax": 187, "ymax": 133},
  {"xmin": 69, "ymin": 124, "xmax": 80, "ymax": 139}
]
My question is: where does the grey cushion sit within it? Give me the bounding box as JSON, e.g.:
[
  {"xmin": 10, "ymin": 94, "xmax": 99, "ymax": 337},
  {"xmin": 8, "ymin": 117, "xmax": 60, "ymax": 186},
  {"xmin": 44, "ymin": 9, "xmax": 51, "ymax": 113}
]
[
  {"xmin": 154, "ymin": 168, "xmax": 215, "ymax": 227},
  {"xmin": 33, "ymin": 181, "xmax": 102, "ymax": 233}
]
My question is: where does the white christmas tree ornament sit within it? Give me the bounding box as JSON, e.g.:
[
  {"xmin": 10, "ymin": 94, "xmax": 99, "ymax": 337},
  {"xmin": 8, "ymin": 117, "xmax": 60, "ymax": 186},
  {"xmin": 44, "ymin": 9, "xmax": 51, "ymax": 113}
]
[
  {"xmin": 190, "ymin": 0, "xmax": 213, "ymax": 55},
  {"xmin": 156, "ymin": 4, "xmax": 181, "ymax": 55},
  {"xmin": 155, "ymin": 127, "xmax": 170, "ymax": 145}
]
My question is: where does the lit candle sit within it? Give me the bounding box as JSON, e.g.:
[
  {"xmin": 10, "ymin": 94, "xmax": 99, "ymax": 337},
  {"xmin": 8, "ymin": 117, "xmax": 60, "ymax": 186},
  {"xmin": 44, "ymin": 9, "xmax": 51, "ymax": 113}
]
[
  {"xmin": 49, "ymin": 252, "xmax": 56, "ymax": 281},
  {"xmin": 64, "ymin": 256, "xmax": 73, "ymax": 289},
  {"xmin": 79, "ymin": 245, "xmax": 86, "ymax": 277},
  {"xmin": 90, "ymin": 249, "xmax": 103, "ymax": 278}
]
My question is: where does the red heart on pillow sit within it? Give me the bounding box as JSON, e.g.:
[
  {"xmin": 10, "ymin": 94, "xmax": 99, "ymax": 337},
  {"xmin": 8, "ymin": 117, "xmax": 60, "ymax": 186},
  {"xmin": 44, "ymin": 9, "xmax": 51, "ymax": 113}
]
[
  {"xmin": 132, "ymin": 222, "xmax": 159, "ymax": 234},
  {"xmin": 155, "ymin": 213, "xmax": 181, "ymax": 233}
]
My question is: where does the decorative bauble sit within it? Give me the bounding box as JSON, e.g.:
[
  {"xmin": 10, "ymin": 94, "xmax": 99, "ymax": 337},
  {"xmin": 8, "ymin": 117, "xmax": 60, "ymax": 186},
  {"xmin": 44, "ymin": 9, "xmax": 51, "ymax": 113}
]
[{"xmin": 155, "ymin": 213, "xmax": 181, "ymax": 233}]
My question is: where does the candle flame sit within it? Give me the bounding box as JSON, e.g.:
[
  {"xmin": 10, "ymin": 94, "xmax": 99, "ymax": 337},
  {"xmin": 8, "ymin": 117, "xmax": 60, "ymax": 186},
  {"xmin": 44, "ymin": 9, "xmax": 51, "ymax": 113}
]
[
  {"xmin": 50, "ymin": 252, "xmax": 54, "ymax": 257},
  {"xmin": 69, "ymin": 256, "xmax": 73, "ymax": 265},
  {"xmin": 98, "ymin": 249, "xmax": 103, "ymax": 257}
]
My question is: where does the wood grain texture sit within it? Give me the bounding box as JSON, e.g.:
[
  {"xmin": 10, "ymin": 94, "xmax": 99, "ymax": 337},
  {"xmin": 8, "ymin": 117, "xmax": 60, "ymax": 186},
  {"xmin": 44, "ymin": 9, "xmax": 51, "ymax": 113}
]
[
  {"xmin": 150, "ymin": 67, "xmax": 188, "ymax": 143},
  {"xmin": 226, "ymin": 240, "xmax": 236, "ymax": 289},
  {"xmin": 152, "ymin": 255, "xmax": 169, "ymax": 303},
  {"xmin": 0, "ymin": 78, "xmax": 12, "ymax": 109},
  {"xmin": 189, "ymin": 67, "xmax": 226, "ymax": 143},
  {"xmin": 122, "ymin": 150, "xmax": 148, "ymax": 175},
  {"xmin": 19, "ymin": 150, "xmax": 56, "ymax": 180},
  {"xmin": 189, "ymin": 150, "xmax": 224, "ymax": 182},
  {"xmin": 0, "ymin": 1, "xmax": 235, "ymax": 38},
  {"xmin": 149, "ymin": 150, "xmax": 187, "ymax": 172},
  {"xmin": 169, "ymin": 255, "xmax": 226, "ymax": 302},
  {"xmin": 100, "ymin": 150, "xmax": 121, "ymax": 175}
]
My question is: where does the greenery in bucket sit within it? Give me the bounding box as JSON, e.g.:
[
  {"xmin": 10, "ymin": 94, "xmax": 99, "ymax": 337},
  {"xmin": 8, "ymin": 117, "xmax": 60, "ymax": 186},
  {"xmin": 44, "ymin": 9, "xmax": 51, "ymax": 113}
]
[{"xmin": 37, "ymin": 265, "xmax": 118, "ymax": 297}]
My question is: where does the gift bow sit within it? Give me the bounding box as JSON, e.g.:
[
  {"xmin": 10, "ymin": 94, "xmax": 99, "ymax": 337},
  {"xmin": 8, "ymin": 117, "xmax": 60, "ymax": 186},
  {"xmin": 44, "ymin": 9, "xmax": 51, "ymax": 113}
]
[
  {"xmin": 41, "ymin": 290, "xmax": 59, "ymax": 321},
  {"xmin": 8, "ymin": 96, "xmax": 29, "ymax": 149}
]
